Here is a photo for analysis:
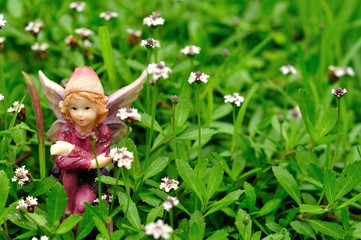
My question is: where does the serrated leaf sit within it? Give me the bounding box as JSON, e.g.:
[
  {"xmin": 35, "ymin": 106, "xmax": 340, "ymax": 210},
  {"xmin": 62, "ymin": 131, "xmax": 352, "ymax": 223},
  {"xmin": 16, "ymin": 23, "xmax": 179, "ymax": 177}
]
[
  {"xmin": 315, "ymin": 108, "xmax": 337, "ymax": 141},
  {"xmin": 290, "ymin": 221, "xmax": 316, "ymax": 239},
  {"xmin": 296, "ymin": 147, "xmax": 317, "ymax": 175},
  {"xmin": 176, "ymin": 159, "xmax": 206, "ymax": 205},
  {"xmin": 47, "ymin": 182, "xmax": 67, "ymax": 226},
  {"xmin": 244, "ymin": 181, "xmax": 256, "ymax": 211},
  {"xmin": 336, "ymin": 161, "xmax": 361, "ymax": 199},
  {"xmin": 206, "ymin": 162, "xmax": 224, "ymax": 202},
  {"xmin": 324, "ymin": 168, "xmax": 337, "ymax": 205},
  {"xmin": 93, "ymin": 215, "xmax": 110, "ymax": 240},
  {"xmin": 32, "ymin": 177, "xmax": 59, "ymax": 197},
  {"xmin": 272, "ymin": 166, "xmax": 302, "ymax": 205},
  {"xmin": 255, "ymin": 198, "xmax": 282, "ymax": 217},
  {"xmin": 76, "ymin": 209, "xmax": 95, "ymax": 240},
  {"xmin": 139, "ymin": 112, "xmax": 163, "ymax": 133},
  {"xmin": 308, "ymin": 220, "xmax": 344, "ymax": 239},
  {"xmin": 188, "ymin": 210, "xmax": 205, "ymax": 240},
  {"xmin": 0, "ymin": 170, "xmax": 9, "ymax": 213},
  {"xmin": 205, "ymin": 189, "xmax": 244, "ymax": 217},
  {"xmin": 146, "ymin": 206, "xmax": 164, "ymax": 224},
  {"xmin": 144, "ymin": 157, "xmax": 169, "ymax": 180},
  {"xmin": 56, "ymin": 214, "xmax": 82, "ymax": 234},
  {"xmin": 118, "ymin": 192, "xmax": 141, "ymax": 230}
]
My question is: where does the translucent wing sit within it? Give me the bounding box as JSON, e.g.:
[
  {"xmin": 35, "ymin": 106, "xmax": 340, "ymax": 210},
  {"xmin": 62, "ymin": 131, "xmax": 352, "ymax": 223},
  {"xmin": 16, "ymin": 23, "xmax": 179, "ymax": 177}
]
[
  {"xmin": 38, "ymin": 70, "xmax": 66, "ymax": 142},
  {"xmin": 105, "ymin": 70, "xmax": 147, "ymax": 143}
]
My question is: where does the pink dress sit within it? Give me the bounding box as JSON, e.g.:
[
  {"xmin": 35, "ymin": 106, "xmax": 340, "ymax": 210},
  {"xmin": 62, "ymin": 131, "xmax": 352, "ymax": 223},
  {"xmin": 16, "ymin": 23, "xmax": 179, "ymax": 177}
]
[{"xmin": 53, "ymin": 122, "xmax": 111, "ymax": 214}]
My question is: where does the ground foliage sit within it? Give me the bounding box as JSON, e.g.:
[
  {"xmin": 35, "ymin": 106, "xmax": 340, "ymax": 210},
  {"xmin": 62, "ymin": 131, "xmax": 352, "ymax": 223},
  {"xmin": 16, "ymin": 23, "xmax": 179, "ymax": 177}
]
[{"xmin": 1, "ymin": 0, "xmax": 361, "ymax": 239}]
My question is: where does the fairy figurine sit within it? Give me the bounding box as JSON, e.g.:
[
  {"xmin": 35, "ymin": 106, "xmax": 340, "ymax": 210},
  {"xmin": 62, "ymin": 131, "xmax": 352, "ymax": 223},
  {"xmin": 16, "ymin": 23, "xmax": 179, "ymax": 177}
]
[{"xmin": 39, "ymin": 66, "xmax": 146, "ymax": 215}]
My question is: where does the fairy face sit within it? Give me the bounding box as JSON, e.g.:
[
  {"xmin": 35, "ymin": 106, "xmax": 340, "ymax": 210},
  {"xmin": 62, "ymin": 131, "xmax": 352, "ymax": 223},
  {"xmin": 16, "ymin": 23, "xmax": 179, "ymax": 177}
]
[{"xmin": 68, "ymin": 96, "xmax": 98, "ymax": 133}]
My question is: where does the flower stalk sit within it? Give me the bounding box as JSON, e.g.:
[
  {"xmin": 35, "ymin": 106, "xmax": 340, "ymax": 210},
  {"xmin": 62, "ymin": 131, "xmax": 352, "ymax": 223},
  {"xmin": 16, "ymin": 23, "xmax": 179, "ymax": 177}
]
[
  {"xmin": 196, "ymin": 83, "xmax": 202, "ymax": 164},
  {"xmin": 330, "ymin": 98, "xmax": 341, "ymax": 170}
]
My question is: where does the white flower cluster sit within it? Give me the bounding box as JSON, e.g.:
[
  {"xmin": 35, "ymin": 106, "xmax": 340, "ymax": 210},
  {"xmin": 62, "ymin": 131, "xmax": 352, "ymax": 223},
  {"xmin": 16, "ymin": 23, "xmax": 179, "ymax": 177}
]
[
  {"xmin": 147, "ymin": 61, "xmax": 172, "ymax": 82},
  {"xmin": 7, "ymin": 101, "xmax": 25, "ymax": 113},
  {"xmin": 31, "ymin": 42, "xmax": 49, "ymax": 51},
  {"xmin": 93, "ymin": 193, "xmax": 113, "ymax": 204},
  {"xmin": 143, "ymin": 11, "xmax": 165, "ymax": 27},
  {"xmin": 180, "ymin": 45, "xmax": 200, "ymax": 56},
  {"xmin": 162, "ymin": 196, "xmax": 179, "ymax": 211},
  {"xmin": 16, "ymin": 196, "xmax": 38, "ymax": 212},
  {"xmin": 160, "ymin": 177, "xmax": 179, "ymax": 192},
  {"xmin": 126, "ymin": 28, "xmax": 142, "ymax": 37},
  {"xmin": 331, "ymin": 87, "xmax": 347, "ymax": 98},
  {"xmin": 0, "ymin": 93, "xmax": 4, "ymax": 101},
  {"xmin": 25, "ymin": 20, "xmax": 44, "ymax": 34},
  {"xmin": 141, "ymin": 38, "xmax": 160, "ymax": 49},
  {"xmin": 110, "ymin": 147, "xmax": 134, "ymax": 169},
  {"xmin": 279, "ymin": 64, "xmax": 297, "ymax": 75},
  {"xmin": 83, "ymin": 39, "xmax": 92, "ymax": 48},
  {"xmin": 224, "ymin": 93, "xmax": 244, "ymax": 107},
  {"xmin": 188, "ymin": 71, "xmax": 209, "ymax": 84},
  {"xmin": 117, "ymin": 108, "xmax": 141, "ymax": 123},
  {"xmin": 145, "ymin": 219, "xmax": 173, "ymax": 240},
  {"xmin": 69, "ymin": 2, "xmax": 85, "ymax": 12},
  {"xmin": 31, "ymin": 236, "xmax": 49, "ymax": 240},
  {"xmin": 12, "ymin": 166, "xmax": 31, "ymax": 186},
  {"xmin": 99, "ymin": 11, "xmax": 118, "ymax": 21},
  {"xmin": 75, "ymin": 28, "xmax": 94, "ymax": 39},
  {"xmin": 329, "ymin": 65, "xmax": 355, "ymax": 77},
  {"xmin": 0, "ymin": 14, "xmax": 6, "ymax": 29}
]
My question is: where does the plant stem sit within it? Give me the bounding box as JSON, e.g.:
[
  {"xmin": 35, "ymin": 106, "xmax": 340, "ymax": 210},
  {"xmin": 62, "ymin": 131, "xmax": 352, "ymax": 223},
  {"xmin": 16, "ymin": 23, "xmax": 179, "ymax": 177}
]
[
  {"xmin": 146, "ymin": 48, "xmax": 151, "ymax": 114},
  {"xmin": 170, "ymin": 209, "xmax": 174, "ymax": 240},
  {"xmin": 232, "ymin": 106, "xmax": 239, "ymax": 165},
  {"xmin": 330, "ymin": 98, "xmax": 341, "ymax": 170},
  {"xmin": 190, "ymin": 57, "xmax": 194, "ymax": 71},
  {"xmin": 172, "ymin": 103, "xmax": 178, "ymax": 160},
  {"xmin": 90, "ymin": 139, "xmax": 102, "ymax": 209},
  {"xmin": 196, "ymin": 83, "xmax": 201, "ymax": 164}
]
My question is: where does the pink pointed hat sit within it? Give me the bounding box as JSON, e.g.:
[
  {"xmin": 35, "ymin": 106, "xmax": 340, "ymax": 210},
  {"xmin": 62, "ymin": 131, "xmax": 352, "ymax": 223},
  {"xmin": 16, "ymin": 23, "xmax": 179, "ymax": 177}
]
[{"xmin": 64, "ymin": 66, "xmax": 104, "ymax": 97}]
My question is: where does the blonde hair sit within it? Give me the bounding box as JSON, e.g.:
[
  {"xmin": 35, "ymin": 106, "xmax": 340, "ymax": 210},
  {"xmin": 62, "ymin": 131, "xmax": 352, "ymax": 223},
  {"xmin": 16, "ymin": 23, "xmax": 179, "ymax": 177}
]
[{"xmin": 59, "ymin": 91, "xmax": 108, "ymax": 126}]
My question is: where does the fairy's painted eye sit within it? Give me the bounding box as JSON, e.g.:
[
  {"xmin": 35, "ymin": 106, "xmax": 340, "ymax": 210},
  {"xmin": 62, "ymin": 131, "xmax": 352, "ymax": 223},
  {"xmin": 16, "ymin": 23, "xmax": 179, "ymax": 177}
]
[
  {"xmin": 72, "ymin": 107, "xmax": 77, "ymax": 110},
  {"xmin": 85, "ymin": 106, "xmax": 90, "ymax": 110}
]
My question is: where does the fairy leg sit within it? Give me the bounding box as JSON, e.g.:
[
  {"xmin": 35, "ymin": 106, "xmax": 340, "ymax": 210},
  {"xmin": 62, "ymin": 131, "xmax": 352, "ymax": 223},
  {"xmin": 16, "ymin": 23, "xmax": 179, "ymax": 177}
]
[
  {"xmin": 74, "ymin": 183, "xmax": 96, "ymax": 214},
  {"xmin": 62, "ymin": 170, "xmax": 79, "ymax": 214}
]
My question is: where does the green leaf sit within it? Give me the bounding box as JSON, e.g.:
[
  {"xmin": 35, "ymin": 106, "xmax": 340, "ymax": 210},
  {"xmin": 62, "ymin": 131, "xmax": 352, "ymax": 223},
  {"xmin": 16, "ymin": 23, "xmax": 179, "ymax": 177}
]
[
  {"xmin": 299, "ymin": 89, "xmax": 316, "ymax": 136},
  {"xmin": 176, "ymin": 159, "xmax": 206, "ymax": 205},
  {"xmin": 352, "ymin": 222, "xmax": 361, "ymax": 238},
  {"xmin": 272, "ymin": 166, "xmax": 302, "ymax": 205},
  {"xmin": 324, "ymin": 168, "xmax": 337, "ymax": 205},
  {"xmin": 26, "ymin": 213, "xmax": 47, "ymax": 226},
  {"xmin": 32, "ymin": 177, "xmax": 59, "ymax": 197},
  {"xmin": 315, "ymin": 108, "xmax": 337, "ymax": 141},
  {"xmin": 308, "ymin": 220, "xmax": 344, "ymax": 239},
  {"xmin": 146, "ymin": 206, "xmax": 164, "ymax": 224},
  {"xmin": 205, "ymin": 189, "xmax": 244, "ymax": 217},
  {"xmin": 96, "ymin": 176, "xmax": 124, "ymax": 186},
  {"xmin": 56, "ymin": 214, "xmax": 82, "ymax": 234},
  {"xmin": 144, "ymin": 157, "xmax": 169, "ymax": 180},
  {"xmin": 255, "ymin": 198, "xmax": 282, "ymax": 217},
  {"xmin": 244, "ymin": 181, "xmax": 256, "ymax": 211},
  {"xmin": 175, "ymin": 94, "xmax": 191, "ymax": 127},
  {"xmin": 7, "ymin": 0, "xmax": 24, "ymax": 18},
  {"xmin": 188, "ymin": 210, "xmax": 205, "ymax": 240},
  {"xmin": 139, "ymin": 112, "xmax": 164, "ymax": 133},
  {"xmin": 290, "ymin": 221, "xmax": 316, "ymax": 239},
  {"xmin": 296, "ymin": 147, "xmax": 317, "ymax": 175},
  {"xmin": 336, "ymin": 160, "xmax": 361, "ymax": 199},
  {"xmin": 336, "ymin": 192, "xmax": 361, "ymax": 209},
  {"xmin": 76, "ymin": 209, "xmax": 95, "ymax": 240},
  {"xmin": 0, "ymin": 170, "xmax": 9, "ymax": 213},
  {"xmin": 111, "ymin": 230, "xmax": 125, "ymax": 240},
  {"xmin": 93, "ymin": 215, "xmax": 110, "ymax": 240},
  {"xmin": 206, "ymin": 162, "xmax": 224, "ymax": 202},
  {"xmin": 235, "ymin": 209, "xmax": 252, "ymax": 239},
  {"xmin": 206, "ymin": 230, "xmax": 228, "ymax": 240},
  {"xmin": 7, "ymin": 212, "xmax": 36, "ymax": 230},
  {"xmin": 178, "ymin": 128, "xmax": 217, "ymax": 140},
  {"xmin": 300, "ymin": 204, "xmax": 325, "ymax": 214},
  {"xmin": 118, "ymin": 192, "xmax": 141, "ymax": 230},
  {"xmin": 47, "ymin": 182, "xmax": 67, "ymax": 226},
  {"xmin": 13, "ymin": 230, "xmax": 37, "ymax": 239},
  {"xmin": 98, "ymin": 26, "xmax": 117, "ymax": 89}
]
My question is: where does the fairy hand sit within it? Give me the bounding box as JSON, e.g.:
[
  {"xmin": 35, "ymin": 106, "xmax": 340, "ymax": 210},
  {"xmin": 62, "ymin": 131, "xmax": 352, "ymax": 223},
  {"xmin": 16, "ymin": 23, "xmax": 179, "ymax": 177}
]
[{"xmin": 50, "ymin": 141, "xmax": 75, "ymax": 155}]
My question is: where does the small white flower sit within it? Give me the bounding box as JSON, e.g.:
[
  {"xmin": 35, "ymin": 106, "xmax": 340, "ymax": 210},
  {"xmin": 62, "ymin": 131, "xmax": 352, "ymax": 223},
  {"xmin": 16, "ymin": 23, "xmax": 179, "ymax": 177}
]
[
  {"xmin": 69, "ymin": 2, "xmax": 85, "ymax": 12},
  {"xmin": 8, "ymin": 101, "xmax": 25, "ymax": 113},
  {"xmin": 75, "ymin": 28, "xmax": 94, "ymax": 39},
  {"xmin": 31, "ymin": 236, "xmax": 48, "ymax": 240},
  {"xmin": 288, "ymin": 105, "xmax": 302, "ymax": 120},
  {"xmin": 12, "ymin": 165, "xmax": 31, "ymax": 186},
  {"xmin": 143, "ymin": 11, "xmax": 165, "ymax": 27},
  {"xmin": 224, "ymin": 93, "xmax": 244, "ymax": 107},
  {"xmin": 331, "ymin": 87, "xmax": 347, "ymax": 98},
  {"xmin": 110, "ymin": 147, "xmax": 135, "ymax": 170},
  {"xmin": 25, "ymin": 20, "xmax": 44, "ymax": 34},
  {"xmin": 83, "ymin": 39, "xmax": 92, "ymax": 48},
  {"xmin": 329, "ymin": 65, "xmax": 355, "ymax": 77},
  {"xmin": 180, "ymin": 45, "xmax": 200, "ymax": 56},
  {"xmin": 16, "ymin": 199, "xmax": 28, "ymax": 211},
  {"xmin": 17, "ymin": 196, "xmax": 38, "ymax": 212},
  {"xmin": 116, "ymin": 108, "xmax": 141, "ymax": 123},
  {"xmin": 0, "ymin": 14, "xmax": 4, "ymax": 20},
  {"xmin": 147, "ymin": 61, "xmax": 172, "ymax": 82},
  {"xmin": 31, "ymin": 43, "xmax": 49, "ymax": 51},
  {"xmin": 280, "ymin": 64, "xmax": 297, "ymax": 75},
  {"xmin": 126, "ymin": 28, "xmax": 142, "ymax": 37},
  {"xmin": 188, "ymin": 71, "xmax": 209, "ymax": 84},
  {"xmin": 141, "ymin": 38, "xmax": 160, "ymax": 49},
  {"xmin": 162, "ymin": 196, "xmax": 179, "ymax": 211},
  {"xmin": 145, "ymin": 219, "xmax": 173, "ymax": 240},
  {"xmin": 99, "ymin": 11, "xmax": 118, "ymax": 21},
  {"xmin": 160, "ymin": 177, "xmax": 179, "ymax": 192},
  {"xmin": 0, "ymin": 37, "xmax": 5, "ymax": 43},
  {"xmin": 0, "ymin": 93, "xmax": 4, "ymax": 101},
  {"xmin": 26, "ymin": 196, "xmax": 38, "ymax": 206},
  {"xmin": 0, "ymin": 19, "xmax": 6, "ymax": 29}
]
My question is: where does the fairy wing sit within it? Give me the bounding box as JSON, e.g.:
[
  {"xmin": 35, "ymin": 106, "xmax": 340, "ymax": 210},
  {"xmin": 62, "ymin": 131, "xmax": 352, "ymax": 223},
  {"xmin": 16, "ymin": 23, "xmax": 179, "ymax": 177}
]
[
  {"xmin": 105, "ymin": 70, "xmax": 147, "ymax": 143},
  {"xmin": 38, "ymin": 70, "xmax": 66, "ymax": 143}
]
